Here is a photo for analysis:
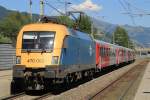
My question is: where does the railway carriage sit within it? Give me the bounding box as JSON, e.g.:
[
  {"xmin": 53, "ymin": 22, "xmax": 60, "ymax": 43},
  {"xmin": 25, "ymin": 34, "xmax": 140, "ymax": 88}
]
[
  {"xmin": 95, "ymin": 40, "xmax": 110, "ymax": 69},
  {"xmin": 95, "ymin": 40, "xmax": 135, "ymax": 70}
]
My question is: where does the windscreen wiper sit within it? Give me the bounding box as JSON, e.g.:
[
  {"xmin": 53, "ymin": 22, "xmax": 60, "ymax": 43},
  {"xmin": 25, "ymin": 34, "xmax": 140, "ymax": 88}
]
[
  {"xmin": 27, "ymin": 49, "xmax": 31, "ymax": 53},
  {"xmin": 41, "ymin": 48, "xmax": 46, "ymax": 53}
]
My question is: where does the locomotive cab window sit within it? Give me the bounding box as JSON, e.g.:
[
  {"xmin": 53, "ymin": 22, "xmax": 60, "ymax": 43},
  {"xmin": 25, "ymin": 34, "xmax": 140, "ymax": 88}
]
[{"xmin": 22, "ymin": 31, "xmax": 55, "ymax": 52}]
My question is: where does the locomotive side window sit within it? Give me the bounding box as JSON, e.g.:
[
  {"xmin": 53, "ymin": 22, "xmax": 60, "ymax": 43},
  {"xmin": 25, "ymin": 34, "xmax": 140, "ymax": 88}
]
[{"xmin": 22, "ymin": 31, "xmax": 55, "ymax": 51}]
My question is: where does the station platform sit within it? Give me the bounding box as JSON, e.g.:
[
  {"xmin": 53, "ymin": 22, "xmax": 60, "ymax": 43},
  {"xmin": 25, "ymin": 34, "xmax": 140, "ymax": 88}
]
[{"xmin": 134, "ymin": 62, "xmax": 150, "ymax": 100}]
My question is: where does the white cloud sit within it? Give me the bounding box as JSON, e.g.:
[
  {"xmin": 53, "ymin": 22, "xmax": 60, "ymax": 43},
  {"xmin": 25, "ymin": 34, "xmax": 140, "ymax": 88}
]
[{"xmin": 71, "ymin": 0, "xmax": 102, "ymax": 12}]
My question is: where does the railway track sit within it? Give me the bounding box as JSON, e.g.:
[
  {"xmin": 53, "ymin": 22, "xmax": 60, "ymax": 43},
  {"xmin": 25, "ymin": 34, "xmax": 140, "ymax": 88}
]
[
  {"xmin": 1, "ymin": 92, "xmax": 54, "ymax": 100},
  {"xmin": 0, "ymin": 74, "xmax": 11, "ymax": 77},
  {"xmin": 0, "ymin": 68, "xmax": 11, "ymax": 71},
  {"xmin": 32, "ymin": 92, "xmax": 53, "ymax": 100},
  {"xmin": 89, "ymin": 60, "xmax": 149, "ymax": 100},
  {"xmin": 1, "ymin": 92, "xmax": 26, "ymax": 100},
  {"xmin": 0, "ymin": 74, "xmax": 11, "ymax": 79},
  {"xmin": 0, "ymin": 69, "xmax": 12, "ymax": 77}
]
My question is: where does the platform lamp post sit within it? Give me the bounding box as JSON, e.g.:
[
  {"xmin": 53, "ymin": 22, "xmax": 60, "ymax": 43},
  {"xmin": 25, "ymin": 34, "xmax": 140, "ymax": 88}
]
[
  {"xmin": 65, "ymin": 0, "xmax": 72, "ymax": 16},
  {"xmin": 29, "ymin": 0, "xmax": 32, "ymax": 21},
  {"xmin": 113, "ymin": 32, "xmax": 115, "ymax": 44},
  {"xmin": 40, "ymin": 0, "xmax": 44, "ymax": 19},
  {"xmin": 91, "ymin": 21, "xmax": 94, "ymax": 39}
]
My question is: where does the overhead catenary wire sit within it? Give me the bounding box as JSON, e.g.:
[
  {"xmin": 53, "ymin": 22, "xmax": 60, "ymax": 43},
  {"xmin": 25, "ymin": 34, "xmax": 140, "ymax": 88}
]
[
  {"xmin": 44, "ymin": 0, "xmax": 84, "ymax": 21},
  {"xmin": 124, "ymin": 0, "xmax": 136, "ymax": 25},
  {"xmin": 44, "ymin": 0, "xmax": 65, "ymax": 16},
  {"xmin": 118, "ymin": 0, "xmax": 136, "ymax": 25},
  {"xmin": 40, "ymin": 0, "xmax": 86, "ymax": 31},
  {"xmin": 122, "ymin": 0, "xmax": 150, "ymax": 17}
]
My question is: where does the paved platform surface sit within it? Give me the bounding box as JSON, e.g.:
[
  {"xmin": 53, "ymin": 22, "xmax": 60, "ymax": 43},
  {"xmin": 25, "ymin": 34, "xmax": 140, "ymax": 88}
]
[
  {"xmin": 0, "ymin": 70, "xmax": 12, "ymax": 98},
  {"xmin": 134, "ymin": 62, "xmax": 150, "ymax": 100}
]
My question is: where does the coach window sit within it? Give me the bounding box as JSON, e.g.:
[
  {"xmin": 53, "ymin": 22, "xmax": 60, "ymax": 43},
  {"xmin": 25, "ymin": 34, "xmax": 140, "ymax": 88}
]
[
  {"xmin": 112, "ymin": 49, "xmax": 113, "ymax": 56},
  {"xmin": 104, "ymin": 48, "xmax": 105, "ymax": 56},
  {"xmin": 111, "ymin": 49, "xmax": 112, "ymax": 56},
  {"xmin": 111, "ymin": 48, "xmax": 113, "ymax": 56},
  {"xmin": 101, "ymin": 47, "xmax": 102, "ymax": 56},
  {"xmin": 98, "ymin": 48, "xmax": 101, "ymax": 56},
  {"xmin": 100, "ymin": 47, "xmax": 101, "ymax": 56},
  {"xmin": 102, "ymin": 47, "xmax": 105, "ymax": 56},
  {"xmin": 104, "ymin": 47, "xmax": 106, "ymax": 56},
  {"xmin": 99, "ymin": 48, "xmax": 101, "ymax": 56},
  {"xmin": 108, "ymin": 48, "xmax": 110, "ymax": 56},
  {"xmin": 110, "ymin": 49, "xmax": 112, "ymax": 56},
  {"xmin": 100, "ymin": 47, "xmax": 102, "ymax": 56},
  {"xmin": 105, "ymin": 48, "xmax": 106, "ymax": 56},
  {"xmin": 102, "ymin": 47, "xmax": 103, "ymax": 56},
  {"xmin": 106, "ymin": 48, "xmax": 107, "ymax": 56},
  {"xmin": 106, "ymin": 48, "xmax": 108, "ymax": 56},
  {"xmin": 113, "ymin": 49, "xmax": 115, "ymax": 56},
  {"xmin": 107, "ymin": 48, "xmax": 109, "ymax": 56},
  {"xmin": 109, "ymin": 48, "xmax": 110, "ymax": 56}
]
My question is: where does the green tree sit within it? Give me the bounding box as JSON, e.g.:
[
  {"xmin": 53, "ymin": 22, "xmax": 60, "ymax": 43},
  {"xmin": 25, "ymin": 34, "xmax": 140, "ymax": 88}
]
[
  {"xmin": 112, "ymin": 26, "xmax": 130, "ymax": 48},
  {"xmin": 93, "ymin": 27, "xmax": 98, "ymax": 39},
  {"xmin": 77, "ymin": 15, "xmax": 91, "ymax": 34},
  {"xmin": 92, "ymin": 27, "xmax": 103, "ymax": 40},
  {"xmin": 58, "ymin": 16, "xmax": 74, "ymax": 28},
  {"xmin": 128, "ymin": 40, "xmax": 135, "ymax": 49},
  {"xmin": 58, "ymin": 15, "xmax": 92, "ymax": 34},
  {"xmin": 0, "ymin": 12, "xmax": 31, "ymax": 44}
]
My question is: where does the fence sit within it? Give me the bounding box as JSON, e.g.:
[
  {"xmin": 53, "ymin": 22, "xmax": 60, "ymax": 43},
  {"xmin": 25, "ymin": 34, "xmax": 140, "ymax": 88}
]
[{"xmin": 0, "ymin": 43, "xmax": 15, "ymax": 69}]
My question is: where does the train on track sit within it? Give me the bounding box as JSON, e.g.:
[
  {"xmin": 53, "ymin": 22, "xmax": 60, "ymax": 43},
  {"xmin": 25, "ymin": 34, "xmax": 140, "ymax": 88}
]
[{"xmin": 11, "ymin": 17, "xmax": 135, "ymax": 94}]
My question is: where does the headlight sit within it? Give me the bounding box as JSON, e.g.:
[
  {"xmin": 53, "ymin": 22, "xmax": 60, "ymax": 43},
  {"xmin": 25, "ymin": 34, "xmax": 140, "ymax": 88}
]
[
  {"xmin": 51, "ymin": 56, "xmax": 59, "ymax": 64},
  {"xmin": 16, "ymin": 56, "xmax": 21, "ymax": 64}
]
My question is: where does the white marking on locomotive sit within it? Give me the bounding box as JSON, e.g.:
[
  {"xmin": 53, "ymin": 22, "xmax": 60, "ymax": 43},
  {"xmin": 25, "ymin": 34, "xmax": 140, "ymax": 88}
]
[{"xmin": 89, "ymin": 45, "xmax": 92, "ymax": 56}]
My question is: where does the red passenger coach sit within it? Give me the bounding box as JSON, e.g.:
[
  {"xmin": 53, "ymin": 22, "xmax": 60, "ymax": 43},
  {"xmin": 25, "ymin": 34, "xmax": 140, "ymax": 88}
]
[
  {"xmin": 95, "ymin": 40, "xmax": 110, "ymax": 69},
  {"xmin": 95, "ymin": 39, "xmax": 135, "ymax": 71},
  {"xmin": 96, "ymin": 43, "xmax": 100, "ymax": 67}
]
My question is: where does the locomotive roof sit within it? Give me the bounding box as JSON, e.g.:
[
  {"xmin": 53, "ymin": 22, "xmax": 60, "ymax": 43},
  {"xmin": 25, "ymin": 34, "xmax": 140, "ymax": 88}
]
[
  {"xmin": 68, "ymin": 29, "xmax": 92, "ymax": 41},
  {"xmin": 22, "ymin": 23, "xmax": 67, "ymax": 30},
  {"xmin": 21, "ymin": 23, "xmax": 93, "ymax": 41}
]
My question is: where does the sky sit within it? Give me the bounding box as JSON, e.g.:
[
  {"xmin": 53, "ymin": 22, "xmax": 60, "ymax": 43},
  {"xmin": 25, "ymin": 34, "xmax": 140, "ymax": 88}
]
[{"xmin": 0, "ymin": 0, "xmax": 150, "ymax": 27}]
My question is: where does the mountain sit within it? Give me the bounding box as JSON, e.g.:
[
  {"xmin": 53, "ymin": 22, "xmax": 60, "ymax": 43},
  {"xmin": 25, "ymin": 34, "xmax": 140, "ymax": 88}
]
[
  {"xmin": 123, "ymin": 25, "xmax": 150, "ymax": 47},
  {"xmin": 0, "ymin": 6, "xmax": 39, "ymax": 21},
  {"xmin": 0, "ymin": 6, "xmax": 11, "ymax": 20},
  {"xmin": 92, "ymin": 18, "xmax": 150, "ymax": 47}
]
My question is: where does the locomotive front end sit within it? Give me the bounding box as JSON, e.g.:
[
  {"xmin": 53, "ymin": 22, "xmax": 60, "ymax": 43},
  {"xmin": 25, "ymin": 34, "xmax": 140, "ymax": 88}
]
[{"xmin": 11, "ymin": 23, "xmax": 68, "ymax": 93}]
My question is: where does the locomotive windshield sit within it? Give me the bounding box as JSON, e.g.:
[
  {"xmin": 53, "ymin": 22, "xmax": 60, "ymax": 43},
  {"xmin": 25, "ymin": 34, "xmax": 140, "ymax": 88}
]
[{"xmin": 22, "ymin": 31, "xmax": 55, "ymax": 52}]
